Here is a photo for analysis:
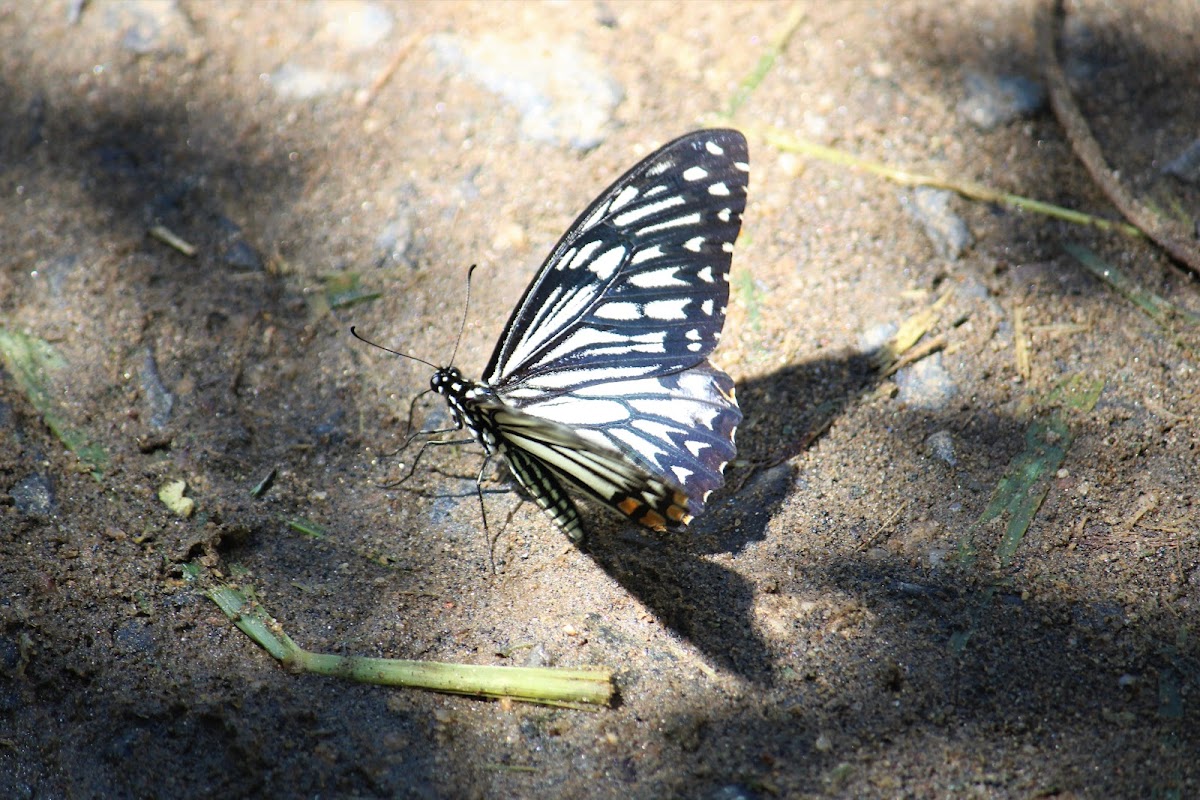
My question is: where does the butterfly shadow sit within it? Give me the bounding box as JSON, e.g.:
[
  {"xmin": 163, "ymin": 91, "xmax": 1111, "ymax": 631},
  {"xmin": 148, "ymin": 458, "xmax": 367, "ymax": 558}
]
[
  {"xmin": 580, "ymin": 523, "xmax": 776, "ymax": 681},
  {"xmin": 578, "ymin": 350, "xmax": 876, "ymax": 682}
]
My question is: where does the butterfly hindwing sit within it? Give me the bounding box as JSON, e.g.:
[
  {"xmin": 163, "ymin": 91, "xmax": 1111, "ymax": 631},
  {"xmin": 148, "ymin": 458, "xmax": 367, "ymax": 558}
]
[
  {"xmin": 505, "ymin": 359, "xmax": 740, "ymax": 518},
  {"xmin": 486, "ymin": 402, "xmax": 697, "ymax": 537}
]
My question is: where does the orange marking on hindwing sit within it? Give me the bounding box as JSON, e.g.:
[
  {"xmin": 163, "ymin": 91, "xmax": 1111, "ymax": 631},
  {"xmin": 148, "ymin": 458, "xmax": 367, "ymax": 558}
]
[{"xmin": 618, "ymin": 497, "xmax": 642, "ymax": 516}]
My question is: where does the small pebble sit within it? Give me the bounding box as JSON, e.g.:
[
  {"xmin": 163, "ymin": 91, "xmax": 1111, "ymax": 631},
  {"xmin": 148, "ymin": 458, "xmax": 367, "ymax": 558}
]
[
  {"xmin": 377, "ymin": 209, "xmax": 415, "ymax": 266},
  {"xmin": 491, "ymin": 221, "xmax": 527, "ymax": 252},
  {"xmin": 926, "ymin": 429, "xmax": 957, "ymax": 466},
  {"xmin": 140, "ymin": 347, "xmax": 175, "ymax": 429},
  {"xmin": 899, "ymin": 187, "xmax": 972, "ymax": 261},
  {"xmin": 215, "ymin": 218, "xmax": 263, "ymax": 271},
  {"xmin": 958, "ymin": 71, "xmax": 1046, "ymax": 131},
  {"xmin": 322, "ymin": 2, "xmax": 393, "ymax": 50},
  {"xmin": 894, "ymin": 353, "xmax": 957, "ymax": 411},
  {"xmin": 776, "ymin": 152, "xmax": 803, "ymax": 179},
  {"xmin": 859, "ymin": 322, "xmax": 898, "ymax": 354},
  {"xmin": 428, "ymin": 33, "xmax": 623, "ymax": 150},
  {"xmin": 269, "ymin": 63, "xmax": 353, "ymax": 100},
  {"xmin": 101, "ymin": 0, "xmax": 191, "ymax": 55},
  {"xmin": 12, "ymin": 473, "xmax": 55, "ymax": 517}
]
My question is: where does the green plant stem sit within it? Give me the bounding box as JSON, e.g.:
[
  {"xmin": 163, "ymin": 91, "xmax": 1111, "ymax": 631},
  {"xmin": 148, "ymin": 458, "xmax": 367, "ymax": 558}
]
[{"xmin": 207, "ymin": 586, "xmax": 613, "ymax": 708}]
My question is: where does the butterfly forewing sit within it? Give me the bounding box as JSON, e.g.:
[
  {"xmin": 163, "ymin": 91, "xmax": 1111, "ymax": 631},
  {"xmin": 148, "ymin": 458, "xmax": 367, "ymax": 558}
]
[
  {"xmin": 483, "ymin": 129, "xmax": 748, "ymax": 392},
  {"xmin": 429, "ymin": 129, "xmax": 747, "ymax": 540}
]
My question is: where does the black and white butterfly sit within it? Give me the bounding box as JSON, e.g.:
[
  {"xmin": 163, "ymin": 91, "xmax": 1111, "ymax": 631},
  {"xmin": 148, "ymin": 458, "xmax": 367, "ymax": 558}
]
[{"xmin": 405, "ymin": 129, "xmax": 747, "ymax": 542}]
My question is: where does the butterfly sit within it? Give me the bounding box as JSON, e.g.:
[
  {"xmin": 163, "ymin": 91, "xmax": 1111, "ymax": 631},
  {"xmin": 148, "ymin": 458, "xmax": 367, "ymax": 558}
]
[{"xmin": 417, "ymin": 129, "xmax": 747, "ymax": 542}]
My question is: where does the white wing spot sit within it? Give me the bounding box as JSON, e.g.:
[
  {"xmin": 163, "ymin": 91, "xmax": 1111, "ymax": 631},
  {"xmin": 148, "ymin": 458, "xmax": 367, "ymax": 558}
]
[
  {"xmin": 708, "ymin": 182, "xmax": 731, "ymax": 197},
  {"xmin": 630, "ymin": 267, "xmax": 687, "ymax": 288},
  {"xmin": 697, "ymin": 266, "xmax": 714, "ymax": 282},
  {"xmin": 630, "ymin": 396, "xmax": 714, "ymax": 427},
  {"xmin": 556, "ymin": 247, "xmax": 576, "ymax": 270},
  {"xmin": 630, "ymin": 244, "xmax": 665, "ymax": 265},
  {"xmin": 644, "ymin": 298, "xmax": 691, "ymax": 320},
  {"xmin": 612, "ymin": 194, "xmax": 686, "ymax": 227},
  {"xmin": 638, "ymin": 211, "xmax": 701, "ymax": 236},
  {"xmin": 587, "ymin": 245, "xmax": 625, "ymax": 279},
  {"xmin": 717, "ymin": 208, "xmax": 732, "ymax": 222},
  {"xmin": 685, "ymin": 440, "xmax": 710, "ymax": 457},
  {"xmin": 682, "ymin": 166, "xmax": 708, "ymax": 181},
  {"xmin": 701, "ymin": 299, "xmax": 714, "ymax": 315},
  {"xmin": 685, "ymin": 329, "xmax": 702, "ymax": 340},
  {"xmin": 687, "ymin": 342, "xmax": 703, "ymax": 352},
  {"xmin": 646, "ymin": 157, "xmax": 675, "ymax": 177},
  {"xmin": 705, "ymin": 141, "xmax": 725, "ymax": 156},
  {"xmin": 624, "ymin": 331, "xmax": 667, "ymax": 354},
  {"xmin": 594, "ymin": 301, "xmax": 642, "ymax": 321},
  {"xmin": 671, "ymin": 465, "xmax": 695, "ymax": 484},
  {"xmin": 722, "ymin": 242, "xmax": 734, "ymax": 253},
  {"xmin": 566, "ymin": 240, "xmax": 604, "ymax": 270},
  {"xmin": 572, "ymin": 376, "xmax": 671, "ymax": 398},
  {"xmin": 578, "ymin": 202, "xmax": 610, "ymax": 232},
  {"xmin": 609, "ymin": 185, "xmax": 639, "ymax": 212},
  {"xmin": 734, "ymin": 161, "xmax": 749, "ymax": 172},
  {"xmin": 683, "ymin": 236, "xmax": 705, "ymax": 252}
]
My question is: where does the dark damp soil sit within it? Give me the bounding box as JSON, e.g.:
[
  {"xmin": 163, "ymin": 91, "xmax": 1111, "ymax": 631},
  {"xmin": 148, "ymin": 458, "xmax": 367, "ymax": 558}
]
[{"xmin": 2, "ymin": 2, "xmax": 1198, "ymax": 798}]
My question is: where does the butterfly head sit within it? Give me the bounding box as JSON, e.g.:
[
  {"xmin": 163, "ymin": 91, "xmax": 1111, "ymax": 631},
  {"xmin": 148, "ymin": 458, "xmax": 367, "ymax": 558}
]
[
  {"xmin": 431, "ymin": 366, "xmax": 500, "ymax": 449},
  {"xmin": 430, "ymin": 365, "xmax": 463, "ymax": 396},
  {"xmin": 431, "ymin": 367, "xmax": 496, "ymax": 403}
]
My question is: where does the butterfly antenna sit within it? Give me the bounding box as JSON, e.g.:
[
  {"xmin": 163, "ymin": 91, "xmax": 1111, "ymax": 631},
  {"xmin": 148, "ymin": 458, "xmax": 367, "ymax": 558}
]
[
  {"xmin": 446, "ymin": 264, "xmax": 477, "ymax": 367},
  {"xmin": 350, "ymin": 326, "xmax": 439, "ymax": 370}
]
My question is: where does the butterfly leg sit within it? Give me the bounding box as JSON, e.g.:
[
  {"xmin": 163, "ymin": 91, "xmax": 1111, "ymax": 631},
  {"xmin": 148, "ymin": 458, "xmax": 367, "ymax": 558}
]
[
  {"xmin": 472, "ymin": 455, "xmax": 538, "ymax": 573},
  {"xmin": 372, "ymin": 387, "xmax": 455, "ymax": 460},
  {"xmin": 379, "ymin": 436, "xmax": 475, "ymax": 489},
  {"xmin": 472, "ymin": 455, "xmax": 500, "ymax": 572}
]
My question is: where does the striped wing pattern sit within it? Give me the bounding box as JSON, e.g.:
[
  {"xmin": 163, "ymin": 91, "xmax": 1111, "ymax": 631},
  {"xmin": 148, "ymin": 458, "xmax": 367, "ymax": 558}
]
[
  {"xmin": 509, "ymin": 361, "xmax": 740, "ymax": 513},
  {"xmin": 432, "ymin": 130, "xmax": 748, "ymax": 540},
  {"xmin": 483, "ymin": 129, "xmax": 748, "ymax": 393}
]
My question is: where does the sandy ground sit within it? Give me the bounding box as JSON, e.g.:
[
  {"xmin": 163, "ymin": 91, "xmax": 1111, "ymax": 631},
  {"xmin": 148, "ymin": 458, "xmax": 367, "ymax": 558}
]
[{"xmin": 1, "ymin": 1, "xmax": 1198, "ymax": 797}]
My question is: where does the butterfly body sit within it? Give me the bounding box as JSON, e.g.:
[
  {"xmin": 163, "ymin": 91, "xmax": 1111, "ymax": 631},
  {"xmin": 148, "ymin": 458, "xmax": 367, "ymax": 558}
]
[{"xmin": 427, "ymin": 130, "xmax": 748, "ymax": 541}]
